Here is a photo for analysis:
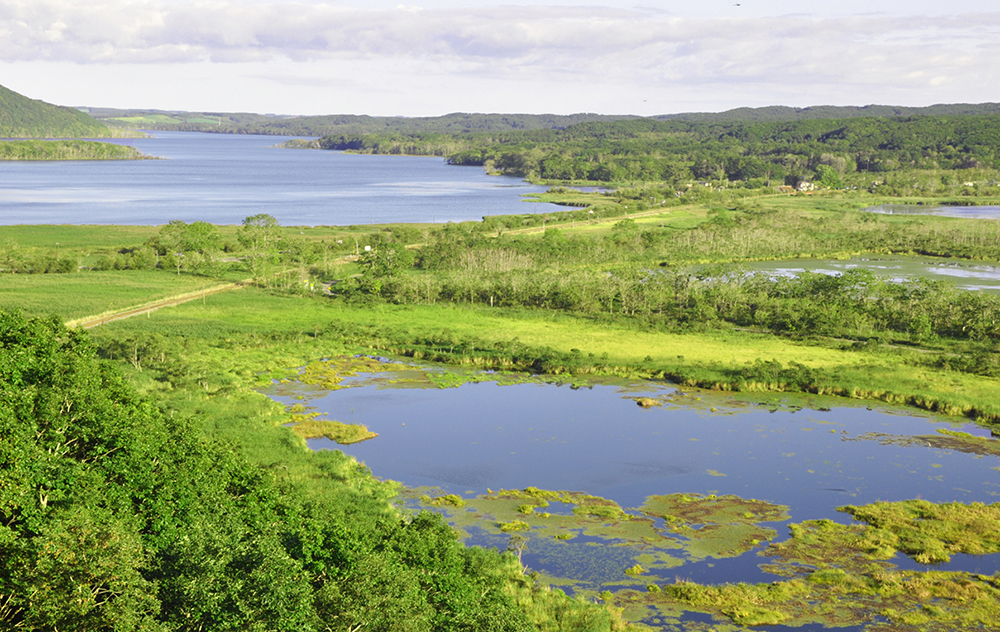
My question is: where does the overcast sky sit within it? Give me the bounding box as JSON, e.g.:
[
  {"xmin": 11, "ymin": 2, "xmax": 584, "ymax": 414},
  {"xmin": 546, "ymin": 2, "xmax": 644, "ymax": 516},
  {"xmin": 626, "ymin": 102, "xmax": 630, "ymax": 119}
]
[{"xmin": 1, "ymin": 0, "xmax": 997, "ymax": 117}]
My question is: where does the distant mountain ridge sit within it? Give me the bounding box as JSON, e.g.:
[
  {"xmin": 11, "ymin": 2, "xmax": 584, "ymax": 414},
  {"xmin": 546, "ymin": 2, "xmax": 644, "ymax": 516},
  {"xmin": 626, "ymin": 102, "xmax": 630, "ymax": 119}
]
[
  {"xmin": 88, "ymin": 102, "xmax": 1000, "ymax": 137},
  {"xmin": 654, "ymin": 103, "xmax": 1000, "ymax": 123},
  {"xmin": 0, "ymin": 84, "xmax": 112, "ymax": 138},
  {"xmin": 87, "ymin": 108, "xmax": 637, "ymax": 136}
]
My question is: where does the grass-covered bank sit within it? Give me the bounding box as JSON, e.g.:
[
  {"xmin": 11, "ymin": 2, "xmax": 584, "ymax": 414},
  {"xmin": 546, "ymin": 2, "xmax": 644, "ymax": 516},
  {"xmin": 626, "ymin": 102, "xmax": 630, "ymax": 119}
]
[
  {"xmin": 0, "ymin": 139, "xmax": 150, "ymax": 161},
  {"xmin": 86, "ymin": 288, "xmax": 1000, "ymax": 427}
]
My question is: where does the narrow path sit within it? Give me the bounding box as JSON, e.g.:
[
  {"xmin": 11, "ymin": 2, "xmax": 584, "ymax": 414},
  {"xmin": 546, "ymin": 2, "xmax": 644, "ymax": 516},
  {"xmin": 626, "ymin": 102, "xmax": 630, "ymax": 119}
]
[{"xmin": 68, "ymin": 282, "xmax": 243, "ymax": 329}]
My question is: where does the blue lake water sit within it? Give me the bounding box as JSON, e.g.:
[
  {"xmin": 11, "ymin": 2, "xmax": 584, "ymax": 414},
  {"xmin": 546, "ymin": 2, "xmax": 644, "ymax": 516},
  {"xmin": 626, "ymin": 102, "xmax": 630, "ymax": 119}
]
[
  {"xmin": 0, "ymin": 131, "xmax": 562, "ymax": 226},
  {"xmin": 864, "ymin": 203, "xmax": 1000, "ymax": 219},
  {"xmin": 734, "ymin": 254, "xmax": 1000, "ymax": 293},
  {"xmin": 267, "ymin": 366, "xmax": 1000, "ymax": 601}
]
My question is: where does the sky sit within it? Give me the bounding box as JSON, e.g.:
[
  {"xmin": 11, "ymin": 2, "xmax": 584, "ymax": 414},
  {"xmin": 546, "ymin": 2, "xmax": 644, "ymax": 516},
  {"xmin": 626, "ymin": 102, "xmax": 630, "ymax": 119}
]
[{"xmin": 1, "ymin": 0, "xmax": 998, "ymax": 117}]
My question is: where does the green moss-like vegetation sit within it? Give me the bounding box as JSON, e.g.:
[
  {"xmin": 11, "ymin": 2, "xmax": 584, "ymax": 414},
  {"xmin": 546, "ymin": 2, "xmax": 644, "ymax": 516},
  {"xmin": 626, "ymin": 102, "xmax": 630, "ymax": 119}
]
[
  {"xmin": 625, "ymin": 498, "xmax": 1000, "ymax": 629},
  {"xmin": 640, "ymin": 494, "xmax": 789, "ymax": 560},
  {"xmin": 287, "ymin": 415, "xmax": 378, "ymax": 444},
  {"xmin": 296, "ymin": 355, "xmax": 396, "ymax": 390},
  {"xmin": 406, "ymin": 487, "xmax": 793, "ymax": 590},
  {"xmin": 840, "ymin": 500, "xmax": 1000, "ymax": 564},
  {"xmin": 629, "ymin": 569, "xmax": 1000, "ymax": 630}
]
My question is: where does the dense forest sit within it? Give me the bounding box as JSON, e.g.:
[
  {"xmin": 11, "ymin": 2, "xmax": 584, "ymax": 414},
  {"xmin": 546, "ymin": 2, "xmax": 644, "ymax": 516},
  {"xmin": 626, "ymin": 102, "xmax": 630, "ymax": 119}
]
[
  {"xmin": 0, "ymin": 84, "xmax": 113, "ymax": 139},
  {"xmin": 309, "ymin": 114, "xmax": 1000, "ymax": 187}
]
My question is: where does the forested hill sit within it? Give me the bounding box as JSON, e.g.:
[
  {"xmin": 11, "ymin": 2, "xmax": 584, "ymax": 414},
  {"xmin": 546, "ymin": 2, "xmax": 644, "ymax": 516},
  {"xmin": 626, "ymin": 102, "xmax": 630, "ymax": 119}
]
[
  {"xmin": 656, "ymin": 103, "xmax": 1000, "ymax": 123},
  {"xmin": 89, "ymin": 108, "xmax": 637, "ymax": 136},
  {"xmin": 0, "ymin": 84, "xmax": 112, "ymax": 138},
  {"xmin": 90, "ymin": 102, "xmax": 1000, "ymax": 137}
]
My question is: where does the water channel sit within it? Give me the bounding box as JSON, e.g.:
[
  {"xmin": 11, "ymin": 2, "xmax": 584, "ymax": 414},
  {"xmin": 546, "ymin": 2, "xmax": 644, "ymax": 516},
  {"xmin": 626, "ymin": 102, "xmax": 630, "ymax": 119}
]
[
  {"xmin": 0, "ymin": 131, "xmax": 562, "ymax": 226},
  {"xmin": 267, "ymin": 361, "xmax": 1000, "ymax": 628}
]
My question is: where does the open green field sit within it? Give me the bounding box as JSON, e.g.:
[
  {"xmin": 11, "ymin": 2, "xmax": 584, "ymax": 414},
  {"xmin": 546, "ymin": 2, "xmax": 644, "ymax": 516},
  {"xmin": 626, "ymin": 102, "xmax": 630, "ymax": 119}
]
[
  {"xmin": 81, "ymin": 288, "xmax": 1000, "ymax": 423},
  {"xmin": 0, "ymin": 270, "xmax": 233, "ymax": 320},
  {"xmin": 1, "ymin": 224, "xmax": 161, "ymax": 250}
]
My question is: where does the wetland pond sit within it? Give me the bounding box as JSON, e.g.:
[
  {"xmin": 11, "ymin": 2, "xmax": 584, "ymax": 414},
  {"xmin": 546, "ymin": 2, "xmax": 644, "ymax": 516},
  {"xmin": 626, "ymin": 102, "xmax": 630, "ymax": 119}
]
[
  {"xmin": 733, "ymin": 254, "xmax": 1000, "ymax": 293},
  {"xmin": 863, "ymin": 203, "xmax": 1000, "ymax": 219},
  {"xmin": 268, "ymin": 358, "xmax": 1000, "ymax": 630}
]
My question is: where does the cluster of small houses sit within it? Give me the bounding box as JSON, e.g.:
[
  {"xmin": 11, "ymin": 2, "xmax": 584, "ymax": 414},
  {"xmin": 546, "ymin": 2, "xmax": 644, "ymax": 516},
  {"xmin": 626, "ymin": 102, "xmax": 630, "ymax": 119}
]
[
  {"xmin": 779, "ymin": 181, "xmax": 815, "ymax": 193},
  {"xmin": 682, "ymin": 180, "xmax": 817, "ymax": 194}
]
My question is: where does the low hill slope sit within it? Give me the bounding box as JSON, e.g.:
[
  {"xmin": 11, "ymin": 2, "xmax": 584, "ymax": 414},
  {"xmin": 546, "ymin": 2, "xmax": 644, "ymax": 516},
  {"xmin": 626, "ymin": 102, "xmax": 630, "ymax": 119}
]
[{"xmin": 0, "ymin": 84, "xmax": 112, "ymax": 138}]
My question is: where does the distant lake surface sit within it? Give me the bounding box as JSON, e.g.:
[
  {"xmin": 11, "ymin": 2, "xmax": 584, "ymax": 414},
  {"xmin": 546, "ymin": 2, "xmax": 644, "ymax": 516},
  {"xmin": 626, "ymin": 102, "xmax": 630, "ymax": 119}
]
[
  {"xmin": 864, "ymin": 203, "xmax": 1000, "ymax": 219},
  {"xmin": 0, "ymin": 131, "xmax": 562, "ymax": 226},
  {"xmin": 737, "ymin": 254, "xmax": 1000, "ymax": 293}
]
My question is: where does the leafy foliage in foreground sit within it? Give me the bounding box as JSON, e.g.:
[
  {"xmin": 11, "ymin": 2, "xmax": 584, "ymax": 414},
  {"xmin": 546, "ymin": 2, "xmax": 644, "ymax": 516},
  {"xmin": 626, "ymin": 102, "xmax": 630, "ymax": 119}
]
[{"xmin": 0, "ymin": 310, "xmax": 623, "ymax": 631}]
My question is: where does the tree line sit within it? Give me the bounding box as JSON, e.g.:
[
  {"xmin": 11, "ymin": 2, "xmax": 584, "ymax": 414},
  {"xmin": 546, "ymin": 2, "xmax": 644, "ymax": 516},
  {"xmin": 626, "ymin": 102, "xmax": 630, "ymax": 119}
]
[{"xmin": 313, "ymin": 114, "xmax": 1000, "ymax": 186}]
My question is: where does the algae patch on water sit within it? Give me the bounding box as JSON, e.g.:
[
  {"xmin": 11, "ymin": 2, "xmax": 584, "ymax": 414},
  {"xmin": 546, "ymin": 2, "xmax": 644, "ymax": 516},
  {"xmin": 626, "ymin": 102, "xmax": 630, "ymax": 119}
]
[
  {"xmin": 840, "ymin": 499, "xmax": 1000, "ymax": 564},
  {"xmin": 639, "ymin": 493, "xmax": 789, "ymax": 561},
  {"xmin": 623, "ymin": 499, "xmax": 1000, "ymax": 630},
  {"xmin": 847, "ymin": 427, "xmax": 1000, "ymax": 459},
  {"xmin": 620, "ymin": 569, "xmax": 1000, "ymax": 631},
  {"xmin": 285, "ymin": 405, "xmax": 377, "ymax": 444},
  {"xmin": 288, "ymin": 415, "xmax": 378, "ymax": 444},
  {"xmin": 409, "ymin": 487, "xmax": 793, "ymax": 591},
  {"xmin": 296, "ymin": 355, "xmax": 395, "ymax": 390}
]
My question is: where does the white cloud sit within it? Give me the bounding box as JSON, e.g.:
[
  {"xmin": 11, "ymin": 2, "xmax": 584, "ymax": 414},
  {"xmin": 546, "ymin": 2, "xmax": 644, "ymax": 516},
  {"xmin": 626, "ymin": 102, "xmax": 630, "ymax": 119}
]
[{"xmin": 1, "ymin": 1, "xmax": 999, "ymax": 114}]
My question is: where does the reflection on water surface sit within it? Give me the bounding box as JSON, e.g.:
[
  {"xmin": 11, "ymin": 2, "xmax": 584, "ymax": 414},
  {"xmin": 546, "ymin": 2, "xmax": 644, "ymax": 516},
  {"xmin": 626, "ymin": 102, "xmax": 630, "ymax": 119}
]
[
  {"xmin": 267, "ymin": 362, "xmax": 1000, "ymax": 629},
  {"xmin": 863, "ymin": 203, "xmax": 1000, "ymax": 219},
  {"xmin": 737, "ymin": 254, "xmax": 1000, "ymax": 293}
]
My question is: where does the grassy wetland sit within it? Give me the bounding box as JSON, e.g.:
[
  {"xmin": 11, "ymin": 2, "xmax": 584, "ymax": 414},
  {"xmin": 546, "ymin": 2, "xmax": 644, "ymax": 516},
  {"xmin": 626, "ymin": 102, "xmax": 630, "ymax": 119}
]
[{"xmin": 7, "ymin": 174, "xmax": 1000, "ymax": 630}]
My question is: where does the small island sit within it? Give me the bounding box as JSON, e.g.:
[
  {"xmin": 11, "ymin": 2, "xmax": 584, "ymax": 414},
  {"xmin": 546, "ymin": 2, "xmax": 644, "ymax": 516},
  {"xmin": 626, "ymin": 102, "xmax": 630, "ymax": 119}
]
[{"xmin": 0, "ymin": 139, "xmax": 150, "ymax": 161}]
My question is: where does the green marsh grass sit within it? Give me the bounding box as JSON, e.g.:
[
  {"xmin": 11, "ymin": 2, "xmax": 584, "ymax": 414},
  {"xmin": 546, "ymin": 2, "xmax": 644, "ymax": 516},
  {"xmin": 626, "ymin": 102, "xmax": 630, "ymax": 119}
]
[{"xmin": 87, "ymin": 289, "xmax": 1000, "ymax": 424}]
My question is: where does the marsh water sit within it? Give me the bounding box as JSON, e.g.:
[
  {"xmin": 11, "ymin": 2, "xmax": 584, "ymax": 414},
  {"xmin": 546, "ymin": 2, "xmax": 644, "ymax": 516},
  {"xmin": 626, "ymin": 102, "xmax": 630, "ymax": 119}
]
[
  {"xmin": 0, "ymin": 131, "xmax": 561, "ymax": 226},
  {"xmin": 267, "ymin": 364, "xmax": 1000, "ymax": 607},
  {"xmin": 734, "ymin": 254, "xmax": 1000, "ymax": 292},
  {"xmin": 864, "ymin": 203, "xmax": 1000, "ymax": 219}
]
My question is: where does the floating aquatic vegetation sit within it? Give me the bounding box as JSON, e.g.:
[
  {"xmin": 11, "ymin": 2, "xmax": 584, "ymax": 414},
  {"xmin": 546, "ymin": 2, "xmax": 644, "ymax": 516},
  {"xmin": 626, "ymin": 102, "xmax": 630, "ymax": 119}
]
[
  {"xmin": 640, "ymin": 493, "xmax": 789, "ymax": 561},
  {"xmin": 287, "ymin": 412, "xmax": 378, "ymax": 444},
  {"xmin": 297, "ymin": 355, "xmax": 395, "ymax": 390},
  {"xmin": 407, "ymin": 487, "xmax": 791, "ymax": 592},
  {"xmin": 619, "ymin": 568, "xmax": 1000, "ymax": 630},
  {"xmin": 845, "ymin": 427, "xmax": 1000, "ymax": 458},
  {"xmin": 629, "ymin": 499, "xmax": 1000, "ymax": 629},
  {"xmin": 840, "ymin": 499, "xmax": 1000, "ymax": 564}
]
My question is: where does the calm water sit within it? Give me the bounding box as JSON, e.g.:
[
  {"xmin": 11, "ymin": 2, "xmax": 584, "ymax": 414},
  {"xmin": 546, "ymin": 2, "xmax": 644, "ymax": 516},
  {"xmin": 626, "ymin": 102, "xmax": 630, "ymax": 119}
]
[
  {"xmin": 864, "ymin": 203, "xmax": 1000, "ymax": 219},
  {"xmin": 0, "ymin": 132, "xmax": 562, "ymax": 226},
  {"xmin": 267, "ymin": 367, "xmax": 1000, "ymax": 597},
  {"xmin": 737, "ymin": 254, "xmax": 1000, "ymax": 292}
]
